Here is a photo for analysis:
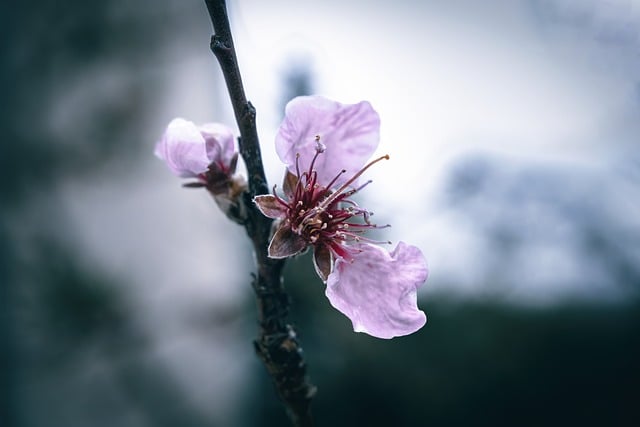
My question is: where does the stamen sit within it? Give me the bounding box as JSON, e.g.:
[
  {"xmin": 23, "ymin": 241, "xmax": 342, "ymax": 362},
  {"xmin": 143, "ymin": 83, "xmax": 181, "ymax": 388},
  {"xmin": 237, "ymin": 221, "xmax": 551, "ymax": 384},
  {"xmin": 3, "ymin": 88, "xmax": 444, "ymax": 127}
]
[
  {"xmin": 363, "ymin": 211, "xmax": 372, "ymax": 225},
  {"xmin": 295, "ymin": 153, "xmax": 301, "ymax": 178},
  {"xmin": 315, "ymin": 135, "xmax": 326, "ymax": 153},
  {"xmin": 307, "ymin": 140, "xmax": 325, "ymax": 177},
  {"xmin": 353, "ymin": 179, "xmax": 373, "ymax": 193},
  {"xmin": 319, "ymin": 154, "xmax": 390, "ymax": 209},
  {"xmin": 344, "ymin": 223, "xmax": 391, "ymax": 229},
  {"xmin": 324, "ymin": 169, "xmax": 347, "ymax": 193},
  {"xmin": 352, "ymin": 235, "xmax": 392, "ymax": 245}
]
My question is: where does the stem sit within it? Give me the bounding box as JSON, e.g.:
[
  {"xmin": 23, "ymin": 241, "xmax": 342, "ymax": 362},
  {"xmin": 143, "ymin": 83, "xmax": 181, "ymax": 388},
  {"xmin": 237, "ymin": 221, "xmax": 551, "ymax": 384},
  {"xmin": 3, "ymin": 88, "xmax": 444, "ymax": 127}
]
[{"xmin": 203, "ymin": 1, "xmax": 316, "ymax": 425}]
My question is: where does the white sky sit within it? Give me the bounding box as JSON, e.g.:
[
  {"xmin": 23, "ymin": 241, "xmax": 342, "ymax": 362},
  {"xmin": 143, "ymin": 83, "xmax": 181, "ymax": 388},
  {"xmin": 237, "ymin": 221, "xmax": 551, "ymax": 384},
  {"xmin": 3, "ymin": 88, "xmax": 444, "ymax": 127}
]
[
  {"xmin": 54, "ymin": 0, "xmax": 640, "ymax": 313},
  {"xmin": 57, "ymin": 0, "xmax": 640, "ymax": 306},
  {"xmin": 225, "ymin": 0, "xmax": 640, "ymax": 302}
]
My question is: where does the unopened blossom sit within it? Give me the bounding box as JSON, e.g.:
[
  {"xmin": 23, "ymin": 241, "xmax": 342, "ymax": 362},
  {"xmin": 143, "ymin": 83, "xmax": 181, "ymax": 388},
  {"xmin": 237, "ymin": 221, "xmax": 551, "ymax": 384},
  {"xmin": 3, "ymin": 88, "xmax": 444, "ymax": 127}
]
[
  {"xmin": 155, "ymin": 118, "xmax": 237, "ymax": 185},
  {"xmin": 254, "ymin": 95, "xmax": 428, "ymax": 339},
  {"xmin": 155, "ymin": 118, "xmax": 246, "ymax": 221}
]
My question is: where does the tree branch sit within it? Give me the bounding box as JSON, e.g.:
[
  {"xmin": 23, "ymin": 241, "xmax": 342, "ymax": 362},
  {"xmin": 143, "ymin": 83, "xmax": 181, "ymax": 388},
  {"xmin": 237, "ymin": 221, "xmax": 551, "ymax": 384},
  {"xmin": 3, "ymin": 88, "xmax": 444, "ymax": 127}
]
[{"xmin": 203, "ymin": 1, "xmax": 316, "ymax": 425}]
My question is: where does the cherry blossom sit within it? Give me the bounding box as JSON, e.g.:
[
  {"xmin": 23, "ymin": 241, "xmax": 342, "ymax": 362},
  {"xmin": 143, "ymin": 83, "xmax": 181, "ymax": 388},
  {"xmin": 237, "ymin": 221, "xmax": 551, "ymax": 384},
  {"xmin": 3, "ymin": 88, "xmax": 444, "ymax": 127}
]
[
  {"xmin": 155, "ymin": 118, "xmax": 238, "ymax": 192},
  {"xmin": 155, "ymin": 118, "xmax": 246, "ymax": 221},
  {"xmin": 254, "ymin": 96, "xmax": 428, "ymax": 339}
]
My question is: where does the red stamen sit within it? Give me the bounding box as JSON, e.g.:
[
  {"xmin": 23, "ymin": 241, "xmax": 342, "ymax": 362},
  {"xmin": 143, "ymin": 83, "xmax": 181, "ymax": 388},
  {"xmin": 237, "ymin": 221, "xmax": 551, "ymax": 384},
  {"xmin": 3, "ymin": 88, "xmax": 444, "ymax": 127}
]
[{"xmin": 319, "ymin": 155, "xmax": 389, "ymax": 209}]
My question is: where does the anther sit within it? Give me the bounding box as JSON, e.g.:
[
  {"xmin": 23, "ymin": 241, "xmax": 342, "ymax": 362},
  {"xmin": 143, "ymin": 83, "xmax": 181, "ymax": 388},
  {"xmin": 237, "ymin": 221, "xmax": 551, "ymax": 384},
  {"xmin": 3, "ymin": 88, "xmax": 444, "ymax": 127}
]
[{"xmin": 314, "ymin": 135, "xmax": 326, "ymax": 153}]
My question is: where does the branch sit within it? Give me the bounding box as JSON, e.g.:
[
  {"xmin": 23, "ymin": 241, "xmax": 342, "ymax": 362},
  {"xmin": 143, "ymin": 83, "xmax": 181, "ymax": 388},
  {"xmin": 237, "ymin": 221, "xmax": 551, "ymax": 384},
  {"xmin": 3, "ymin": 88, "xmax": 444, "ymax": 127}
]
[{"xmin": 203, "ymin": 1, "xmax": 316, "ymax": 425}]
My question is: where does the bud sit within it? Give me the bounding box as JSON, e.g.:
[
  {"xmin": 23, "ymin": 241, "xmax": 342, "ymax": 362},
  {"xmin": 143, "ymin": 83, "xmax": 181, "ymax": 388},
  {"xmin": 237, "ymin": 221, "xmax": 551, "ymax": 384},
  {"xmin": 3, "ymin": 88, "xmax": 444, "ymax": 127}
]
[{"xmin": 155, "ymin": 118, "xmax": 247, "ymax": 223}]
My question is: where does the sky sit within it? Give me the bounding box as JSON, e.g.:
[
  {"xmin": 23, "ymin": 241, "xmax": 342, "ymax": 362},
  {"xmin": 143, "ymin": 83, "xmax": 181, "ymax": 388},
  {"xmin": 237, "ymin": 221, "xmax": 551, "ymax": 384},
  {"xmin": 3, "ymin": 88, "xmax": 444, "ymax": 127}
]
[
  {"xmin": 125, "ymin": 0, "xmax": 640, "ymax": 303},
  {"xmin": 49, "ymin": 0, "xmax": 640, "ymax": 313}
]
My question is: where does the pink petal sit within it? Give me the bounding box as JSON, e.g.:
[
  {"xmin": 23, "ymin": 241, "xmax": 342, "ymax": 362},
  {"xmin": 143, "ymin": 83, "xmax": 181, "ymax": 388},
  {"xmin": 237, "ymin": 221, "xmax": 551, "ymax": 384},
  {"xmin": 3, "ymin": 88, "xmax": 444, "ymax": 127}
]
[
  {"xmin": 155, "ymin": 118, "xmax": 210, "ymax": 178},
  {"xmin": 325, "ymin": 242, "xmax": 428, "ymax": 339},
  {"xmin": 275, "ymin": 96, "xmax": 380, "ymax": 188},
  {"xmin": 198, "ymin": 122, "xmax": 236, "ymax": 170}
]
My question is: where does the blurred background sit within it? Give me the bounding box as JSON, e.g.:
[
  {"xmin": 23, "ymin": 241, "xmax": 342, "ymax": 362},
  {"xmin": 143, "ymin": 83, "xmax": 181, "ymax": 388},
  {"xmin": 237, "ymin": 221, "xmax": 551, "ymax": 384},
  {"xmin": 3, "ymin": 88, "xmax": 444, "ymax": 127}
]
[{"xmin": 2, "ymin": 0, "xmax": 639, "ymax": 426}]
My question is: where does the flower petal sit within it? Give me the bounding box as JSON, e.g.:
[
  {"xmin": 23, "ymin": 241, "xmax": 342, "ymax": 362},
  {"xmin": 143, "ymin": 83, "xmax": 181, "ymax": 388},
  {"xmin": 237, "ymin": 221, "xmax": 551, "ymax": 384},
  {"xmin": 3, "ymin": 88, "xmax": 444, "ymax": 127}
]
[
  {"xmin": 268, "ymin": 223, "xmax": 308, "ymax": 259},
  {"xmin": 253, "ymin": 195, "xmax": 288, "ymax": 219},
  {"xmin": 282, "ymin": 171, "xmax": 299, "ymax": 199},
  {"xmin": 325, "ymin": 242, "xmax": 428, "ymax": 339},
  {"xmin": 155, "ymin": 118, "xmax": 210, "ymax": 177},
  {"xmin": 275, "ymin": 96, "xmax": 380, "ymax": 188},
  {"xmin": 313, "ymin": 244, "xmax": 333, "ymax": 282},
  {"xmin": 198, "ymin": 122, "xmax": 236, "ymax": 170}
]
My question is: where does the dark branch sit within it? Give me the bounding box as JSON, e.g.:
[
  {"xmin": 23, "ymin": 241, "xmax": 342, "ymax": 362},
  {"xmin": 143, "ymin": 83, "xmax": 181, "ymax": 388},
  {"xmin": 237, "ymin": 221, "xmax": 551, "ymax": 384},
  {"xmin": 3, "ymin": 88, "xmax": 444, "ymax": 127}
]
[
  {"xmin": 203, "ymin": 1, "xmax": 316, "ymax": 425},
  {"xmin": 204, "ymin": 0, "xmax": 266, "ymax": 198}
]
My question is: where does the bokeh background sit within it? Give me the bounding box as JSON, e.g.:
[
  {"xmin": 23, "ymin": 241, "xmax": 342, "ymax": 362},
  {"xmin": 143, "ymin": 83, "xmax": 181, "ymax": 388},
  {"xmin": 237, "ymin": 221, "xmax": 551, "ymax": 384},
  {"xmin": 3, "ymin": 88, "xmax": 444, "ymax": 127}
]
[{"xmin": 2, "ymin": 0, "xmax": 640, "ymax": 426}]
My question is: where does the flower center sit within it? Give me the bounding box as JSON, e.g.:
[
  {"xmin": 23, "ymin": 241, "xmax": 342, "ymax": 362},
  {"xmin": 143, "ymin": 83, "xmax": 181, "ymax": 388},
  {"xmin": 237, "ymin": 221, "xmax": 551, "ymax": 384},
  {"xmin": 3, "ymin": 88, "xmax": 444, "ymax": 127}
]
[{"xmin": 281, "ymin": 137, "xmax": 390, "ymax": 260}]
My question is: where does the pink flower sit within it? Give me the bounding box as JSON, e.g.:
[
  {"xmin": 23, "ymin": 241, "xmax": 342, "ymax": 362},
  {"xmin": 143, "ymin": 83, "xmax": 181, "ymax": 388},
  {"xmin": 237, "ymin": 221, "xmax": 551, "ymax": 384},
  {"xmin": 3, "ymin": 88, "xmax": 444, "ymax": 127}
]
[
  {"xmin": 155, "ymin": 118, "xmax": 247, "ymax": 222},
  {"xmin": 254, "ymin": 96, "xmax": 428, "ymax": 339},
  {"xmin": 155, "ymin": 118, "xmax": 238, "ymax": 190}
]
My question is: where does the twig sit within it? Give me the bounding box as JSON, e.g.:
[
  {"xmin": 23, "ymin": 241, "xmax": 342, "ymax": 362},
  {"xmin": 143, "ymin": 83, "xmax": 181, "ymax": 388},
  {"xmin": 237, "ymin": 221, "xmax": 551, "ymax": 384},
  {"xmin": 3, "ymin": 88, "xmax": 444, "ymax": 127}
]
[{"xmin": 203, "ymin": 1, "xmax": 316, "ymax": 425}]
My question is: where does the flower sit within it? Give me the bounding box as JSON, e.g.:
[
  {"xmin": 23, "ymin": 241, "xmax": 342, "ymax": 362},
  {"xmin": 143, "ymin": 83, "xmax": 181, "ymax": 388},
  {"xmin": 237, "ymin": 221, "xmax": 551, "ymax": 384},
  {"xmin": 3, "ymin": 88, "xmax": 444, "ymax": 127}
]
[
  {"xmin": 155, "ymin": 118, "xmax": 246, "ymax": 222},
  {"xmin": 155, "ymin": 118, "xmax": 238, "ymax": 190},
  {"xmin": 254, "ymin": 96, "xmax": 428, "ymax": 339}
]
